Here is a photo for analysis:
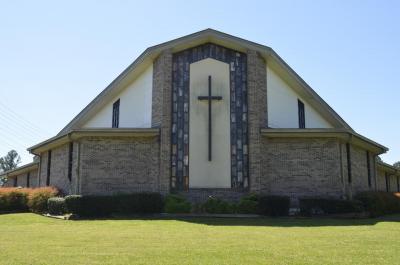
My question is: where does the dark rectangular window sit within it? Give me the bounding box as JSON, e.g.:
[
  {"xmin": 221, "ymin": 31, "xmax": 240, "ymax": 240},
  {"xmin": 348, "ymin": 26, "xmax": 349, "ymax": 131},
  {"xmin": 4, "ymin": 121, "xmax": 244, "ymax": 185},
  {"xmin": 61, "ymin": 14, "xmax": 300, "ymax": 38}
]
[
  {"xmin": 112, "ymin": 99, "xmax": 120, "ymax": 128},
  {"xmin": 13, "ymin": 177, "xmax": 17, "ymax": 187},
  {"xmin": 397, "ymin": 176, "xmax": 399, "ymax": 192},
  {"xmin": 366, "ymin": 151, "xmax": 371, "ymax": 187},
  {"xmin": 46, "ymin": 150, "xmax": 52, "ymax": 186},
  {"xmin": 67, "ymin": 142, "xmax": 73, "ymax": 181},
  {"xmin": 298, "ymin": 99, "xmax": 305, "ymax": 129},
  {"xmin": 385, "ymin": 173, "xmax": 390, "ymax": 192},
  {"xmin": 27, "ymin": 172, "xmax": 30, "ymax": 188},
  {"xmin": 346, "ymin": 143, "xmax": 352, "ymax": 183}
]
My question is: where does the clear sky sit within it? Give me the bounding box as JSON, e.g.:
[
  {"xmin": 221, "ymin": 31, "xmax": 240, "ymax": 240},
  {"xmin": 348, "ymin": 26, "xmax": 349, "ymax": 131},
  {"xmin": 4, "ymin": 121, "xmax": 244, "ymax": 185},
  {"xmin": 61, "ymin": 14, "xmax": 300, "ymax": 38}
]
[{"xmin": 0, "ymin": 0, "xmax": 399, "ymax": 165}]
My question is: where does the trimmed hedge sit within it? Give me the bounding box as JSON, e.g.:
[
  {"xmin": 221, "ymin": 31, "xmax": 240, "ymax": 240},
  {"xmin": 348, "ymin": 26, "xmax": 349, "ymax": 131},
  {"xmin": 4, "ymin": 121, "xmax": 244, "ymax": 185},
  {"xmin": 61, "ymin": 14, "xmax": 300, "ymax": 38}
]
[
  {"xmin": 355, "ymin": 191, "xmax": 400, "ymax": 217},
  {"xmin": 48, "ymin": 197, "xmax": 67, "ymax": 215},
  {"xmin": 164, "ymin": 194, "xmax": 191, "ymax": 213},
  {"xmin": 258, "ymin": 195, "xmax": 290, "ymax": 216},
  {"xmin": 65, "ymin": 195, "xmax": 83, "ymax": 214},
  {"xmin": 64, "ymin": 193, "xmax": 164, "ymax": 217},
  {"xmin": 299, "ymin": 197, "xmax": 363, "ymax": 216},
  {"xmin": 237, "ymin": 193, "xmax": 259, "ymax": 214},
  {"xmin": 202, "ymin": 197, "xmax": 235, "ymax": 214},
  {"xmin": 0, "ymin": 187, "xmax": 59, "ymax": 213}
]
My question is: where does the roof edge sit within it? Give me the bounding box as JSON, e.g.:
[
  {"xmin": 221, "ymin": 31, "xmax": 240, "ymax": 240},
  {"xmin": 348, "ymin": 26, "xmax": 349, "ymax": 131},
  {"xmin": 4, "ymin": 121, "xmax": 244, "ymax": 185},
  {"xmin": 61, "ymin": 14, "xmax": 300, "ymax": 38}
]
[
  {"xmin": 29, "ymin": 128, "xmax": 160, "ymax": 154},
  {"xmin": 261, "ymin": 128, "xmax": 388, "ymax": 154},
  {"xmin": 0, "ymin": 161, "xmax": 39, "ymax": 178},
  {"xmin": 377, "ymin": 161, "xmax": 399, "ymax": 174}
]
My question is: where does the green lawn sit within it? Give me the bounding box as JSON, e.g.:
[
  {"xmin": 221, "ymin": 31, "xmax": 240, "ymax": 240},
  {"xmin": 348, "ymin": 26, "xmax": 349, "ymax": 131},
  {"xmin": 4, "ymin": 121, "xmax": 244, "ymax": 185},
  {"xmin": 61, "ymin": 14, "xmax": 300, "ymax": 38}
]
[{"xmin": 0, "ymin": 214, "xmax": 399, "ymax": 265}]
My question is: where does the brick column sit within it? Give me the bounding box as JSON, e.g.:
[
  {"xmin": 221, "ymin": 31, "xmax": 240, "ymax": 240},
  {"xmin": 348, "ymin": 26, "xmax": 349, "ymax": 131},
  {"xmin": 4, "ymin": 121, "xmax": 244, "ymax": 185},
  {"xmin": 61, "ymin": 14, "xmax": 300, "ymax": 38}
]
[
  {"xmin": 152, "ymin": 50, "xmax": 173, "ymax": 194},
  {"xmin": 247, "ymin": 50, "xmax": 267, "ymax": 192}
]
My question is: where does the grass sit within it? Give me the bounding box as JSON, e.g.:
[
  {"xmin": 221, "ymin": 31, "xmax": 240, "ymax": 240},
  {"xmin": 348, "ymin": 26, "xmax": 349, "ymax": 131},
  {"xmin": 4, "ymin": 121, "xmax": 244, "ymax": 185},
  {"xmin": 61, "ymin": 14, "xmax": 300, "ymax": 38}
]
[{"xmin": 0, "ymin": 214, "xmax": 399, "ymax": 265}]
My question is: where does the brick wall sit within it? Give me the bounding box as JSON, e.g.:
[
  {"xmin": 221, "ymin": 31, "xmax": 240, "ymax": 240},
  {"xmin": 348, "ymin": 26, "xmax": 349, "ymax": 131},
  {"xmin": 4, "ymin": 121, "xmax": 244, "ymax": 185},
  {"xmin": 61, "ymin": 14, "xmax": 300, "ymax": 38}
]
[
  {"xmin": 390, "ymin": 175, "xmax": 398, "ymax": 192},
  {"xmin": 2, "ymin": 178, "xmax": 13, "ymax": 187},
  {"xmin": 38, "ymin": 143, "xmax": 77, "ymax": 194},
  {"xmin": 16, "ymin": 174, "xmax": 26, "ymax": 187},
  {"xmin": 29, "ymin": 170, "xmax": 38, "ymax": 188},
  {"xmin": 79, "ymin": 136, "xmax": 159, "ymax": 195},
  {"xmin": 49, "ymin": 144, "xmax": 70, "ymax": 193},
  {"xmin": 349, "ymin": 145, "xmax": 371, "ymax": 195},
  {"xmin": 152, "ymin": 50, "xmax": 172, "ymax": 194},
  {"xmin": 376, "ymin": 168, "xmax": 387, "ymax": 191},
  {"xmin": 247, "ymin": 50, "xmax": 267, "ymax": 192},
  {"xmin": 260, "ymin": 137, "xmax": 344, "ymax": 204},
  {"xmin": 38, "ymin": 151, "xmax": 48, "ymax": 187},
  {"xmin": 2, "ymin": 169, "xmax": 38, "ymax": 188}
]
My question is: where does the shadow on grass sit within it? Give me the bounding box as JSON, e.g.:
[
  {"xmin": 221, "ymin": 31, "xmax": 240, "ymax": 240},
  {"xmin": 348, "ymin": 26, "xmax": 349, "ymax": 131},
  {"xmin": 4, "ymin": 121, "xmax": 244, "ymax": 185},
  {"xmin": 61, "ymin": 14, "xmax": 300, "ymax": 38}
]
[{"xmin": 74, "ymin": 214, "xmax": 400, "ymax": 227}]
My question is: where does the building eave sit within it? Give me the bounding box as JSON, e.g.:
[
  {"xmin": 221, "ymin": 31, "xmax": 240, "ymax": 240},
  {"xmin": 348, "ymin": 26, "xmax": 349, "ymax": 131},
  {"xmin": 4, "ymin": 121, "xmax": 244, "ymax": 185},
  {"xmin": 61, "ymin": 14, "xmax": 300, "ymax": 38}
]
[
  {"xmin": 377, "ymin": 161, "xmax": 400, "ymax": 175},
  {"xmin": 261, "ymin": 128, "xmax": 388, "ymax": 154},
  {"xmin": 28, "ymin": 128, "xmax": 160, "ymax": 155},
  {"xmin": 0, "ymin": 162, "xmax": 39, "ymax": 179}
]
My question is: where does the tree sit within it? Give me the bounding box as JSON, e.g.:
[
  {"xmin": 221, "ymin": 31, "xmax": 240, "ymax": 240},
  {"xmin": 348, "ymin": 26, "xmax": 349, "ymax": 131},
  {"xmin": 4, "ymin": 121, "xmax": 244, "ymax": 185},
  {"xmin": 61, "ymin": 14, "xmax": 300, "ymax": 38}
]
[
  {"xmin": 0, "ymin": 150, "xmax": 21, "ymax": 172},
  {"xmin": 393, "ymin": 161, "xmax": 400, "ymax": 169},
  {"xmin": 0, "ymin": 150, "xmax": 21, "ymax": 186}
]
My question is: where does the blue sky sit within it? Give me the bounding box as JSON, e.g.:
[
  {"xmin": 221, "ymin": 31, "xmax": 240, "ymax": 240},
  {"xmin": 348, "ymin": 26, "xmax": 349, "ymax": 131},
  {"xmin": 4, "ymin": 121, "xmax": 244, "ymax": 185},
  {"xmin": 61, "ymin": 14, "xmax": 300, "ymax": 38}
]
[{"xmin": 0, "ymin": 0, "xmax": 399, "ymax": 165}]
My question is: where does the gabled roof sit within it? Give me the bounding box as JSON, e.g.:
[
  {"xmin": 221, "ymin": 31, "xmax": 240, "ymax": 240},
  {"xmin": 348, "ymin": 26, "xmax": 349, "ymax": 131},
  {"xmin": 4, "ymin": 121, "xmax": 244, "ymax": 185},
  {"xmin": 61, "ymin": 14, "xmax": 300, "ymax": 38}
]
[{"xmin": 57, "ymin": 28, "xmax": 353, "ymax": 135}]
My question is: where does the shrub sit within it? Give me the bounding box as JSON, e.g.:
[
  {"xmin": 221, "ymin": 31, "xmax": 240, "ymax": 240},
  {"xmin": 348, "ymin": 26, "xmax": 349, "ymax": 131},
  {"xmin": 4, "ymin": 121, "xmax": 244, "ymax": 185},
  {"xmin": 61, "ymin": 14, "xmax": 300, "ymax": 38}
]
[
  {"xmin": 48, "ymin": 197, "xmax": 67, "ymax": 215},
  {"xmin": 299, "ymin": 197, "xmax": 363, "ymax": 216},
  {"xmin": 0, "ymin": 188, "xmax": 29, "ymax": 212},
  {"xmin": 258, "ymin": 195, "xmax": 290, "ymax": 216},
  {"xmin": 115, "ymin": 193, "xmax": 164, "ymax": 214},
  {"xmin": 164, "ymin": 194, "xmax": 191, "ymax": 213},
  {"xmin": 65, "ymin": 195, "xmax": 83, "ymax": 214},
  {"xmin": 202, "ymin": 197, "xmax": 235, "ymax": 214},
  {"xmin": 77, "ymin": 195, "xmax": 116, "ymax": 217},
  {"xmin": 27, "ymin": 187, "xmax": 59, "ymax": 213},
  {"xmin": 237, "ymin": 194, "xmax": 259, "ymax": 214},
  {"xmin": 66, "ymin": 193, "xmax": 164, "ymax": 217},
  {"xmin": 355, "ymin": 191, "xmax": 400, "ymax": 217}
]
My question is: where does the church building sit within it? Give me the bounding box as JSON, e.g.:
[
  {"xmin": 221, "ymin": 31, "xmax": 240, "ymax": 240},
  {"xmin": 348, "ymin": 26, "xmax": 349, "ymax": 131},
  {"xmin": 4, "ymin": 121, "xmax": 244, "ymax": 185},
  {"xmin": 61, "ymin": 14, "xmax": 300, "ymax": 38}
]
[{"xmin": 2, "ymin": 29, "xmax": 399, "ymax": 205}]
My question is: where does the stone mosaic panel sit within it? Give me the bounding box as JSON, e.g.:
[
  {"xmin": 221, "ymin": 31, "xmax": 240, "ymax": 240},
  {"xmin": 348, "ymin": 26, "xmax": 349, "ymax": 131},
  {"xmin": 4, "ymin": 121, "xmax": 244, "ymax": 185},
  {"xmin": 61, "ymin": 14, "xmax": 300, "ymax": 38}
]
[{"xmin": 171, "ymin": 43, "xmax": 248, "ymax": 191}]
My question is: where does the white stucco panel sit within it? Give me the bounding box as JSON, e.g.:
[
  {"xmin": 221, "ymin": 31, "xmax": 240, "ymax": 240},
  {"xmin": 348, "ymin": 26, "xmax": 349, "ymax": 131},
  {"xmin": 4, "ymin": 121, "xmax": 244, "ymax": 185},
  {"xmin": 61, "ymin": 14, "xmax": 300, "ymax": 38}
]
[
  {"xmin": 83, "ymin": 65, "xmax": 153, "ymax": 128},
  {"xmin": 189, "ymin": 58, "xmax": 231, "ymax": 188},
  {"xmin": 267, "ymin": 66, "xmax": 332, "ymax": 128}
]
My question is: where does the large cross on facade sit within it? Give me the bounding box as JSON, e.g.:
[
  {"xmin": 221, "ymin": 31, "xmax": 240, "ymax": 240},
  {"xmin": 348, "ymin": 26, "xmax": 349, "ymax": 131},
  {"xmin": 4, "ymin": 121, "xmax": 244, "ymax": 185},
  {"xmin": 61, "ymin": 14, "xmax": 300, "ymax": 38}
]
[{"xmin": 197, "ymin": 75, "xmax": 223, "ymax": 161}]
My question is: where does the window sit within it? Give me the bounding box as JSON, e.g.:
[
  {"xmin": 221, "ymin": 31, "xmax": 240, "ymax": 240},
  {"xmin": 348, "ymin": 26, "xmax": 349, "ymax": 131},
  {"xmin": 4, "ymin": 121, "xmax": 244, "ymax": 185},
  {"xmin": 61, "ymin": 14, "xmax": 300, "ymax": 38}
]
[
  {"xmin": 46, "ymin": 150, "xmax": 52, "ymax": 186},
  {"xmin": 67, "ymin": 142, "xmax": 73, "ymax": 181},
  {"xmin": 346, "ymin": 143, "xmax": 352, "ymax": 183},
  {"xmin": 27, "ymin": 172, "xmax": 30, "ymax": 188},
  {"xmin": 13, "ymin": 177, "xmax": 17, "ymax": 187},
  {"xmin": 366, "ymin": 151, "xmax": 371, "ymax": 187},
  {"xmin": 298, "ymin": 99, "xmax": 305, "ymax": 129},
  {"xmin": 397, "ymin": 176, "xmax": 399, "ymax": 192},
  {"xmin": 385, "ymin": 173, "xmax": 390, "ymax": 192},
  {"xmin": 112, "ymin": 99, "xmax": 120, "ymax": 128}
]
